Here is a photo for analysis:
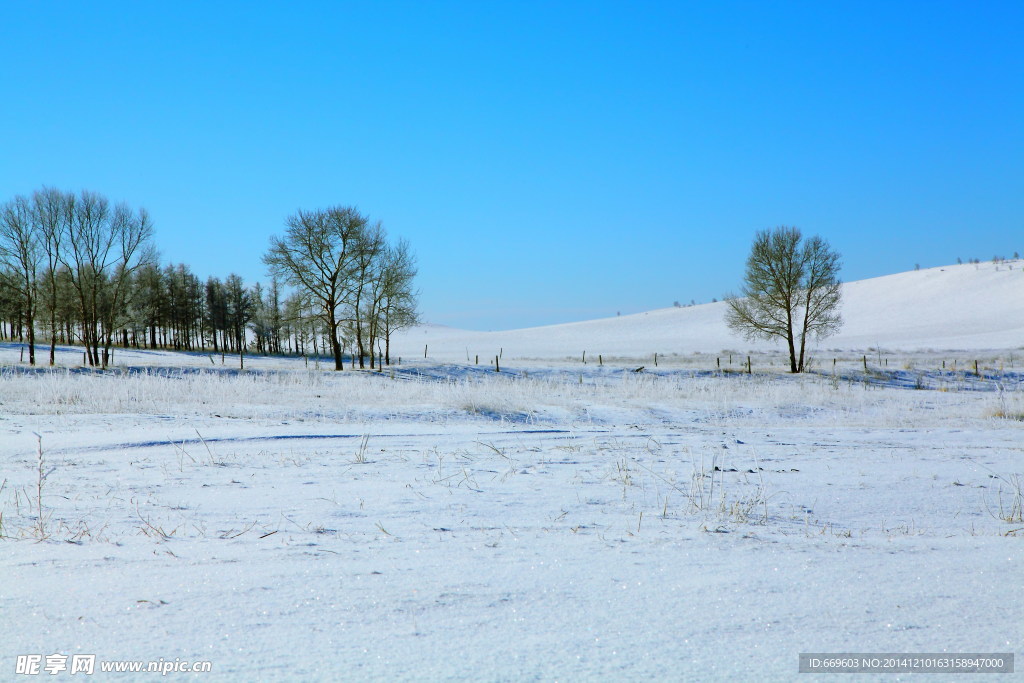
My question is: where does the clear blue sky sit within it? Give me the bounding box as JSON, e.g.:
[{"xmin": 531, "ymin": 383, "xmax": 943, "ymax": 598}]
[{"xmin": 2, "ymin": 2, "xmax": 1021, "ymax": 330}]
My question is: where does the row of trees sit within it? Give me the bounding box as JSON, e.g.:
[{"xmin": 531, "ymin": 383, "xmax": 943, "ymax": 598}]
[
  {"xmin": 0, "ymin": 188, "xmax": 154, "ymax": 367},
  {"xmin": 0, "ymin": 189, "xmax": 418, "ymax": 369},
  {"xmin": 3, "ymin": 186, "xmax": 832, "ymax": 376}
]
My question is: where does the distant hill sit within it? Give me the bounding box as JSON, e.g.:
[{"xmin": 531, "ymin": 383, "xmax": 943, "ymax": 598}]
[{"xmin": 393, "ymin": 261, "xmax": 1024, "ymax": 360}]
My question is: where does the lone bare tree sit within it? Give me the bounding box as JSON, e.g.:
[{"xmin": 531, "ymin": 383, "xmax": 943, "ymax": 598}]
[{"xmin": 725, "ymin": 226, "xmax": 842, "ymax": 373}]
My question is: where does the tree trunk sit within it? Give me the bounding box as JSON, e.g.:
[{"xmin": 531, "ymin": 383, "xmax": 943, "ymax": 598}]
[
  {"xmin": 786, "ymin": 308, "xmax": 798, "ymax": 373},
  {"xmin": 25, "ymin": 291, "xmax": 36, "ymax": 366},
  {"xmin": 328, "ymin": 313, "xmax": 344, "ymax": 371},
  {"xmin": 797, "ymin": 326, "xmax": 808, "ymax": 373},
  {"xmin": 48, "ymin": 290, "xmax": 57, "ymax": 366}
]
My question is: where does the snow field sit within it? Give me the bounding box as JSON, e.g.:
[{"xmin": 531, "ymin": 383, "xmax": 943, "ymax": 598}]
[{"xmin": 1, "ymin": 354, "xmax": 1022, "ymax": 680}]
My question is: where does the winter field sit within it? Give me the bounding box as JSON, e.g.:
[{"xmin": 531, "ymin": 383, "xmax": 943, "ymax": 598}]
[{"xmin": 2, "ymin": 262, "xmax": 1023, "ymax": 680}]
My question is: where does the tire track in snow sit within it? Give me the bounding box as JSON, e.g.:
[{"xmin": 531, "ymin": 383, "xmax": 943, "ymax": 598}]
[{"xmin": 51, "ymin": 429, "xmax": 578, "ymax": 455}]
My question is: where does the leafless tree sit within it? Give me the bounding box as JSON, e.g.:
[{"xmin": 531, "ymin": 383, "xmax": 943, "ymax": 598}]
[
  {"xmin": 58, "ymin": 191, "xmax": 156, "ymax": 367},
  {"xmin": 32, "ymin": 187, "xmax": 70, "ymax": 365},
  {"xmin": 349, "ymin": 221, "xmax": 385, "ymax": 368},
  {"xmin": 376, "ymin": 238, "xmax": 419, "ymax": 365},
  {"xmin": 725, "ymin": 226, "xmax": 842, "ymax": 373},
  {"xmin": 0, "ymin": 195, "xmax": 41, "ymax": 364},
  {"xmin": 264, "ymin": 206, "xmax": 369, "ymax": 370}
]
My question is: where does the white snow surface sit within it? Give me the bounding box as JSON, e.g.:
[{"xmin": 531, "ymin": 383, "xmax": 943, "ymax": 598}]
[
  {"xmin": 391, "ymin": 260, "xmax": 1024, "ymax": 361},
  {"xmin": 1, "ymin": 262, "xmax": 1023, "ymax": 681}
]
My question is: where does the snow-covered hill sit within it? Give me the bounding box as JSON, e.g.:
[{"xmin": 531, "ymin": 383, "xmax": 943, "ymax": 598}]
[{"xmin": 395, "ymin": 260, "xmax": 1023, "ymax": 359}]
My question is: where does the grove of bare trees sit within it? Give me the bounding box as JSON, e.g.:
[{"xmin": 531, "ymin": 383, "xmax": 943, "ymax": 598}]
[
  {"xmin": 0, "ymin": 189, "xmax": 419, "ymax": 369},
  {"xmin": 264, "ymin": 206, "xmax": 418, "ymax": 371}
]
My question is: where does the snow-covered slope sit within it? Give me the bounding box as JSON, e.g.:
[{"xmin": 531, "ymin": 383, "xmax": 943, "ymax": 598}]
[{"xmin": 395, "ymin": 260, "xmax": 1023, "ymax": 359}]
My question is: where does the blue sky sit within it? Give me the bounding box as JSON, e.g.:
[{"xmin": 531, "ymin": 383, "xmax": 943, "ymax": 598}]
[{"xmin": 2, "ymin": 2, "xmax": 1021, "ymax": 330}]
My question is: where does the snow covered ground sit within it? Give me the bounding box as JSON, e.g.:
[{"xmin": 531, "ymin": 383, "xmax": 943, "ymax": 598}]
[
  {"xmin": 390, "ymin": 259, "xmax": 1024, "ymax": 361},
  {"xmin": 1, "ymin": 263, "xmax": 1022, "ymax": 680}
]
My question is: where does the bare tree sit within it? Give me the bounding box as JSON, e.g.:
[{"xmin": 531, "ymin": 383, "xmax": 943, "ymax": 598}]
[
  {"xmin": 376, "ymin": 238, "xmax": 419, "ymax": 365},
  {"xmin": 58, "ymin": 191, "xmax": 156, "ymax": 367},
  {"xmin": 0, "ymin": 195, "xmax": 41, "ymax": 364},
  {"xmin": 32, "ymin": 187, "xmax": 70, "ymax": 365},
  {"xmin": 350, "ymin": 221, "xmax": 385, "ymax": 368},
  {"xmin": 224, "ymin": 273, "xmax": 252, "ymax": 357},
  {"xmin": 282, "ymin": 289, "xmax": 319, "ymax": 359},
  {"xmin": 264, "ymin": 206, "xmax": 369, "ymax": 371},
  {"xmin": 725, "ymin": 226, "xmax": 842, "ymax": 373},
  {"xmin": 265, "ymin": 277, "xmax": 284, "ymax": 354}
]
